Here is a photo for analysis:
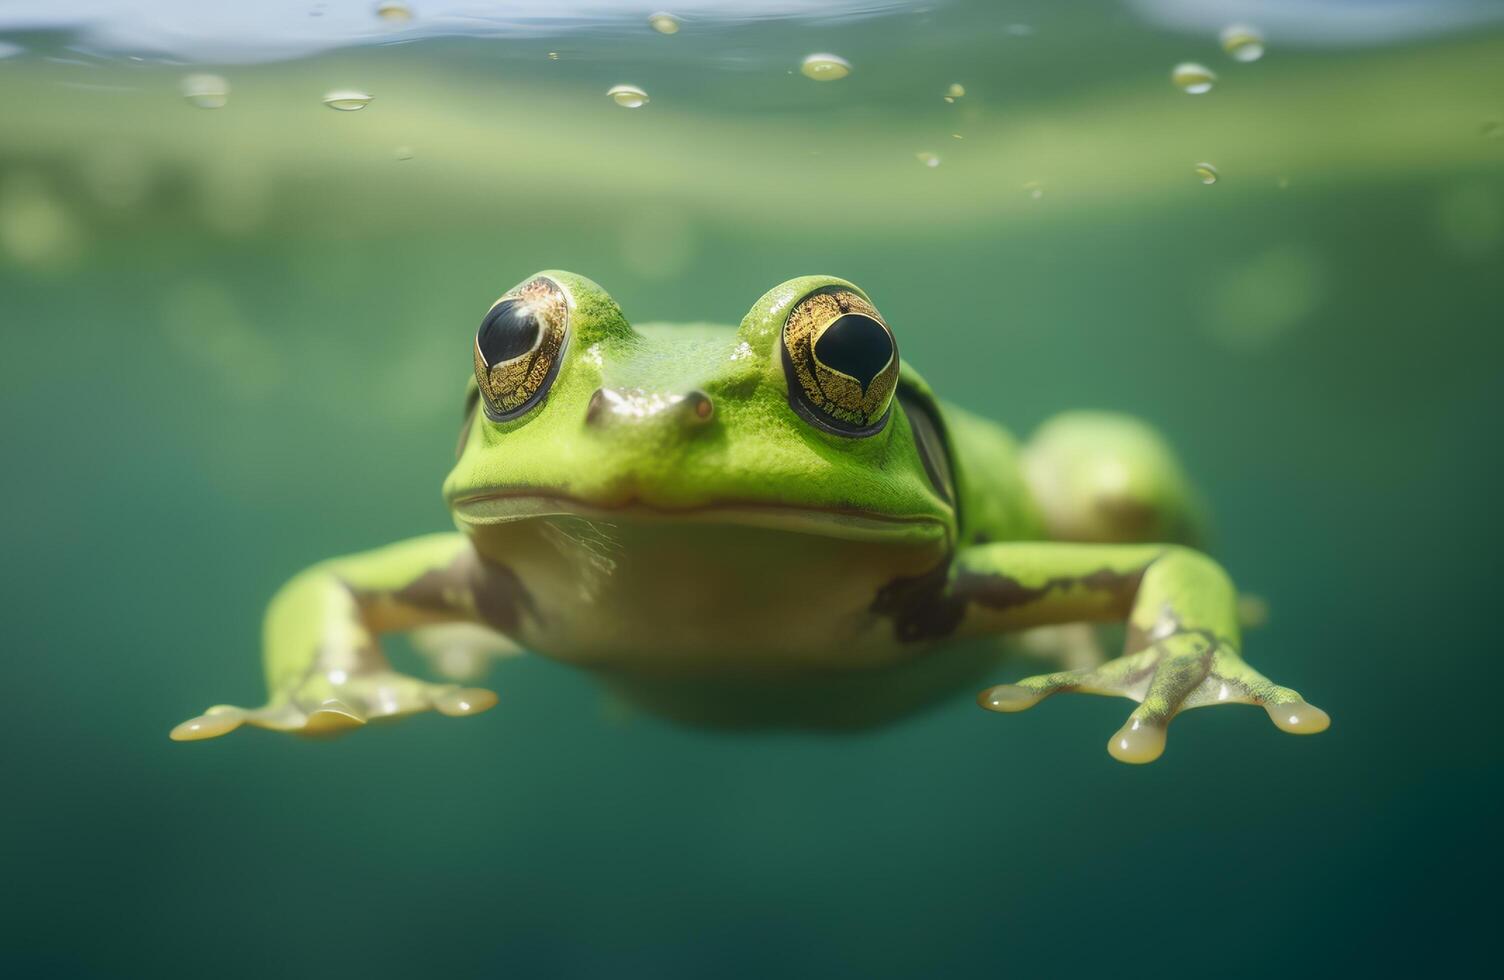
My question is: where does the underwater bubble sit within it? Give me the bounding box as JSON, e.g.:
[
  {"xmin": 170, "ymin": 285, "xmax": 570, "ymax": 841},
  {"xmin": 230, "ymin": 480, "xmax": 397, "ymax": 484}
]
[
  {"xmin": 1220, "ymin": 23, "xmax": 1265, "ymax": 63},
  {"xmin": 944, "ymin": 82, "xmax": 965, "ymax": 103},
  {"xmin": 1023, "ymin": 180, "xmax": 1044, "ymax": 200},
  {"xmin": 0, "ymin": 41, "xmax": 23, "ymax": 59},
  {"xmin": 1172, "ymin": 62, "xmax": 1216, "ymax": 94},
  {"xmin": 394, "ymin": 145, "xmax": 415, "ymax": 160},
  {"xmin": 180, "ymin": 73, "xmax": 228, "ymax": 109},
  {"xmin": 916, "ymin": 151, "xmax": 940, "ymax": 168},
  {"xmin": 1195, "ymin": 162, "xmax": 1220, "ymax": 184},
  {"xmin": 323, "ymin": 89, "xmax": 372, "ymax": 111},
  {"xmin": 547, "ymin": 51, "xmax": 559, "ymax": 60},
  {"xmin": 800, "ymin": 53, "xmax": 850, "ymax": 81},
  {"xmin": 608, "ymin": 84, "xmax": 649, "ymax": 108},
  {"xmin": 375, "ymin": 1, "xmax": 412, "ymax": 23},
  {"xmin": 649, "ymin": 12, "xmax": 680, "ymax": 34}
]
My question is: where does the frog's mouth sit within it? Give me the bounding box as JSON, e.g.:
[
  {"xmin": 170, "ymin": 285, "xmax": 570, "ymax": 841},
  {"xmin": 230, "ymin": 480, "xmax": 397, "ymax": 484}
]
[{"xmin": 449, "ymin": 490, "xmax": 951, "ymax": 545}]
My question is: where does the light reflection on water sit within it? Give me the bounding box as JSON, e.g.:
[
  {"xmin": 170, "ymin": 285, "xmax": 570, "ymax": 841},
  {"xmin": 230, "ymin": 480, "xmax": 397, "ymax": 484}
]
[
  {"xmin": 0, "ymin": 0, "xmax": 922, "ymax": 63},
  {"xmin": 1, "ymin": 0, "xmax": 1501, "ymax": 63}
]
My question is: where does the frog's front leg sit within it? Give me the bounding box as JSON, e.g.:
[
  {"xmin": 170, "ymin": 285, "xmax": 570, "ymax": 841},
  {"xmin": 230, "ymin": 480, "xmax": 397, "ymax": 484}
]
[
  {"xmin": 926, "ymin": 543, "xmax": 1328, "ymax": 764},
  {"xmin": 171, "ymin": 533, "xmax": 531, "ymax": 741}
]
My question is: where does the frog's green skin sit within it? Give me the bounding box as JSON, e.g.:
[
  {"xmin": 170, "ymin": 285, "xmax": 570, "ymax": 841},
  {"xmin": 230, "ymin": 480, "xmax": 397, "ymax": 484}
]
[{"xmin": 172, "ymin": 271, "xmax": 1329, "ymax": 763}]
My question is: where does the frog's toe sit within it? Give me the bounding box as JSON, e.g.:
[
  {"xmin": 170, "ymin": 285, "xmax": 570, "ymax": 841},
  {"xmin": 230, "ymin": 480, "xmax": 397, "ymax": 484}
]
[
  {"xmin": 981, "ymin": 633, "xmax": 1327, "ymax": 764},
  {"xmin": 1184, "ymin": 661, "xmax": 1330, "ymax": 735},
  {"xmin": 242, "ymin": 701, "xmax": 312, "ymax": 732},
  {"xmin": 432, "ymin": 686, "xmax": 499, "ymax": 717},
  {"xmin": 1263, "ymin": 697, "xmax": 1330, "ymax": 734},
  {"xmin": 172, "ymin": 672, "xmax": 499, "ymax": 742},
  {"xmin": 977, "ymin": 684, "xmax": 1047, "ymax": 713},
  {"xmin": 169, "ymin": 701, "xmax": 310, "ymax": 740},
  {"xmin": 324, "ymin": 672, "xmax": 498, "ymax": 723},
  {"xmin": 169, "ymin": 705, "xmax": 247, "ymax": 741},
  {"xmin": 412, "ymin": 622, "xmax": 522, "ymax": 681},
  {"xmin": 1014, "ymin": 623, "xmax": 1106, "ymax": 671},
  {"xmin": 301, "ymin": 698, "xmax": 368, "ymax": 735},
  {"xmin": 1107, "ymin": 716, "xmax": 1167, "ymax": 764},
  {"xmin": 979, "ymin": 653, "xmax": 1153, "ymax": 717}
]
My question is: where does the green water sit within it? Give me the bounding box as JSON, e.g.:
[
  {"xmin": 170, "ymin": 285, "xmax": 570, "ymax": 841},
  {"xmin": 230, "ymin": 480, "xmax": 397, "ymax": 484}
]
[{"xmin": 2, "ymin": 2, "xmax": 1501, "ymax": 975}]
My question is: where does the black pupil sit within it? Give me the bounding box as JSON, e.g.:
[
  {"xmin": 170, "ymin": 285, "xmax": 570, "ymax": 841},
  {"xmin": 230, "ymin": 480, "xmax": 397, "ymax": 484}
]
[
  {"xmin": 477, "ymin": 300, "xmax": 541, "ymax": 365},
  {"xmin": 814, "ymin": 314, "xmax": 893, "ymax": 391}
]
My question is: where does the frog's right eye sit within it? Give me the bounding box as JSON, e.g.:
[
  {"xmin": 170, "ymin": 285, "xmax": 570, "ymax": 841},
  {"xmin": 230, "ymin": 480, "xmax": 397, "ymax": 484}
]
[
  {"xmin": 780, "ymin": 286, "xmax": 898, "ymax": 437},
  {"xmin": 472, "ymin": 276, "xmax": 569, "ymax": 421}
]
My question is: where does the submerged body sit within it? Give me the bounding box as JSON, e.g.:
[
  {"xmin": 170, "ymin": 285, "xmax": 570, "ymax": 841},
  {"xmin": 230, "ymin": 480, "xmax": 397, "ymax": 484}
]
[{"xmin": 173, "ymin": 271, "xmax": 1328, "ymax": 762}]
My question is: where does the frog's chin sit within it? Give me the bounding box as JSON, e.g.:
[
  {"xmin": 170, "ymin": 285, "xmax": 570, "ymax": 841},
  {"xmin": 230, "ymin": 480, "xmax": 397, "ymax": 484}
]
[{"xmin": 448, "ymin": 491, "xmax": 950, "ymax": 545}]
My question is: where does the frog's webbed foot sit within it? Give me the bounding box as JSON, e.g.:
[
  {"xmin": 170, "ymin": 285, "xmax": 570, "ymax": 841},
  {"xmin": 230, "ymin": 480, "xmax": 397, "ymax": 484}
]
[
  {"xmin": 411, "ymin": 622, "xmax": 524, "ymax": 682},
  {"xmin": 170, "ymin": 663, "xmax": 497, "ymax": 741},
  {"xmin": 978, "ymin": 631, "xmax": 1328, "ymax": 764},
  {"xmin": 1014, "ymin": 623, "xmax": 1107, "ymax": 672}
]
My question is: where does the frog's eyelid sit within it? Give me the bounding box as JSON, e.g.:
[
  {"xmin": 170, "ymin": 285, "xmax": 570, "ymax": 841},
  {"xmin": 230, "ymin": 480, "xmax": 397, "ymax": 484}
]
[{"xmin": 897, "ymin": 384, "xmax": 956, "ymax": 507}]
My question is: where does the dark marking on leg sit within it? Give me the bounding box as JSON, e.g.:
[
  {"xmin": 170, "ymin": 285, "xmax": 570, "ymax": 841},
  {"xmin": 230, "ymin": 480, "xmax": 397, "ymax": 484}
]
[
  {"xmin": 383, "ymin": 566, "xmax": 467, "ymax": 617},
  {"xmin": 356, "ymin": 549, "xmax": 536, "ymax": 637},
  {"xmin": 871, "ymin": 559, "xmax": 966, "ymax": 643},
  {"xmin": 466, "ymin": 553, "xmax": 536, "ymax": 634},
  {"xmin": 872, "ymin": 560, "xmax": 1150, "ymax": 645},
  {"xmin": 958, "ymin": 564, "xmax": 1145, "ymax": 614}
]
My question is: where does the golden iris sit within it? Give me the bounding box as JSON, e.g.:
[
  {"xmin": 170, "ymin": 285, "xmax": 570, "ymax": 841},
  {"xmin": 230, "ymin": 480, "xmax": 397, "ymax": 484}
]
[
  {"xmin": 472, "ymin": 277, "xmax": 569, "ymax": 420},
  {"xmin": 781, "ymin": 288, "xmax": 899, "ymax": 434}
]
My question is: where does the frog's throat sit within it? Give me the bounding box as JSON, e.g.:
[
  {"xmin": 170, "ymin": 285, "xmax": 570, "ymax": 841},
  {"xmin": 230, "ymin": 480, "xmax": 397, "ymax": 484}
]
[{"xmin": 449, "ymin": 491, "xmax": 951, "ymax": 545}]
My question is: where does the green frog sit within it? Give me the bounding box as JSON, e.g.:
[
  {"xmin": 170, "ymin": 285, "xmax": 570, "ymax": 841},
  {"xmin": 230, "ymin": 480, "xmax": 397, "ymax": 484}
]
[{"xmin": 171, "ymin": 271, "xmax": 1329, "ymax": 763}]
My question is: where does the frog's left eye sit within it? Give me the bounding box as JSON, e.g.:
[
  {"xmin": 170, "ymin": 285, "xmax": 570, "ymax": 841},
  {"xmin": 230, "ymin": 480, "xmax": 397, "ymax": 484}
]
[
  {"xmin": 781, "ymin": 287, "xmax": 899, "ymax": 437},
  {"xmin": 473, "ymin": 276, "xmax": 569, "ymax": 421}
]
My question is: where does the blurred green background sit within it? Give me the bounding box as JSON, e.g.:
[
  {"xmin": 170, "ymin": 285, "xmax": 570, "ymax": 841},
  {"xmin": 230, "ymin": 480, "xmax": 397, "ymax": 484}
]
[{"xmin": 2, "ymin": 1, "xmax": 1501, "ymax": 975}]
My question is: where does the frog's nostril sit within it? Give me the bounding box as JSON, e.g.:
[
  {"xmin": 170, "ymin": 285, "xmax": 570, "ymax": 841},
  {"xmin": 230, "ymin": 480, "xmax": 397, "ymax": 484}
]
[
  {"xmin": 584, "ymin": 387, "xmax": 714, "ymax": 428},
  {"xmin": 682, "ymin": 389, "xmax": 714, "ymax": 425},
  {"xmin": 585, "ymin": 388, "xmax": 611, "ymax": 427}
]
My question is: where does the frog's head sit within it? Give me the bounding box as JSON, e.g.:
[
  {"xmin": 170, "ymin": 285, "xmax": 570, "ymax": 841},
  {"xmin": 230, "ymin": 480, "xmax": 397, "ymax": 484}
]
[{"xmin": 443, "ymin": 271, "xmax": 957, "ymax": 549}]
